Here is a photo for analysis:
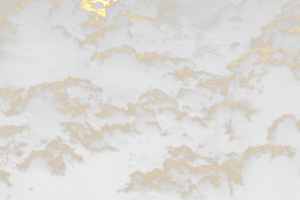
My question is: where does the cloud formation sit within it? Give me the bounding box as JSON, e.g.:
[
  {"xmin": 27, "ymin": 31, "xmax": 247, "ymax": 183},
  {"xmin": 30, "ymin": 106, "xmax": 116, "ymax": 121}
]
[{"xmin": 0, "ymin": 0, "xmax": 300, "ymax": 200}]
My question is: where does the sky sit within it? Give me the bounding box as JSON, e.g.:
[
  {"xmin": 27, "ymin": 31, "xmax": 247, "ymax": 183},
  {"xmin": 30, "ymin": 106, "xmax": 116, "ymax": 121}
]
[{"xmin": 0, "ymin": 0, "xmax": 300, "ymax": 199}]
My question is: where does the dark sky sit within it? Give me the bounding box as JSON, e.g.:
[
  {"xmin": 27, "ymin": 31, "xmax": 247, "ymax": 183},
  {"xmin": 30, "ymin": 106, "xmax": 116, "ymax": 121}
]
[{"xmin": 0, "ymin": 0, "xmax": 300, "ymax": 200}]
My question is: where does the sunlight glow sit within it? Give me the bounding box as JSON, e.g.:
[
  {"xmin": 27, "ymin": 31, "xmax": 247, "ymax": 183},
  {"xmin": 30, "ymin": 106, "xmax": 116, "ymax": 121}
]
[{"xmin": 80, "ymin": 0, "xmax": 117, "ymax": 17}]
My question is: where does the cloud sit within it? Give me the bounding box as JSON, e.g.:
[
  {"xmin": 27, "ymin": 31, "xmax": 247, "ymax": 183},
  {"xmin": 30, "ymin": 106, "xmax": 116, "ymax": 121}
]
[
  {"xmin": 60, "ymin": 122, "xmax": 118, "ymax": 156},
  {"xmin": 2, "ymin": 0, "xmax": 81, "ymax": 48},
  {"xmin": 232, "ymin": 145, "xmax": 299, "ymax": 199},
  {"xmin": 267, "ymin": 114, "xmax": 300, "ymax": 148},
  {"xmin": 222, "ymin": 47, "xmax": 299, "ymax": 117},
  {"xmin": 93, "ymin": 2, "xmax": 103, "ymax": 8},
  {"xmin": 104, "ymin": 83, "xmax": 138, "ymax": 106},
  {"xmin": 119, "ymin": 145, "xmax": 299, "ymax": 199},
  {"xmin": 0, "ymin": 170, "xmax": 12, "ymax": 187},
  {"xmin": 131, "ymin": 0, "xmax": 158, "ymax": 18},
  {"xmin": 90, "ymin": 44, "xmax": 178, "ymax": 72},
  {"xmin": 0, "ymin": 87, "xmax": 25, "ymax": 112},
  {"xmin": 228, "ymin": 42, "xmax": 241, "ymax": 52},
  {"xmin": 201, "ymin": 101, "xmax": 266, "ymax": 148},
  {"xmin": 106, "ymin": 0, "xmax": 158, "ymax": 23},
  {"xmin": 17, "ymin": 136, "xmax": 85, "ymax": 176},
  {"xmin": 192, "ymin": 46, "xmax": 227, "ymax": 72},
  {"xmin": 80, "ymin": 12, "xmax": 133, "ymax": 49},
  {"xmin": 0, "ymin": 50, "xmax": 7, "ymax": 65},
  {"xmin": 5, "ymin": 76, "xmax": 103, "ymax": 121},
  {"xmin": 168, "ymin": 144, "xmax": 200, "ymax": 163},
  {"xmin": 7, "ymin": 83, "xmax": 69, "ymax": 115},
  {"xmin": 94, "ymin": 103, "xmax": 131, "ymax": 124},
  {"xmin": 119, "ymin": 146, "xmax": 236, "ymax": 199},
  {"xmin": 0, "ymin": 0, "xmax": 300, "ymax": 200}
]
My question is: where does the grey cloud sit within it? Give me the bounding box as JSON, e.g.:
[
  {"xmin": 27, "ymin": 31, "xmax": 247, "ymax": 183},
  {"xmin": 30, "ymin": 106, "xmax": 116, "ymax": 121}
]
[
  {"xmin": 93, "ymin": 2, "xmax": 103, "ymax": 8},
  {"xmin": 0, "ymin": 50, "xmax": 7, "ymax": 66},
  {"xmin": 90, "ymin": 44, "xmax": 178, "ymax": 72},
  {"xmin": 0, "ymin": 87, "xmax": 25, "ymax": 111},
  {"xmin": 0, "ymin": 125, "xmax": 30, "ymax": 144},
  {"xmin": 18, "ymin": 150, "xmax": 66, "ymax": 176},
  {"xmin": 192, "ymin": 46, "xmax": 227, "ymax": 72},
  {"xmin": 267, "ymin": 114, "xmax": 300, "ymax": 148},
  {"xmin": 6, "ymin": 76, "xmax": 103, "ymax": 121},
  {"xmin": 2, "ymin": 0, "xmax": 81, "ymax": 48},
  {"xmin": 7, "ymin": 83, "xmax": 69, "ymax": 115},
  {"xmin": 266, "ymin": 26, "xmax": 300, "ymax": 54},
  {"xmin": 80, "ymin": 12, "xmax": 133, "ymax": 49},
  {"xmin": 119, "ymin": 145, "xmax": 299, "ymax": 200},
  {"xmin": 60, "ymin": 122, "xmax": 118, "ymax": 156},
  {"xmin": 131, "ymin": 0, "xmax": 158, "ymax": 18},
  {"xmin": 260, "ymin": 1, "xmax": 299, "ymax": 54},
  {"xmin": 232, "ymin": 145, "xmax": 299, "ymax": 199},
  {"xmin": 119, "ymin": 146, "xmax": 236, "ymax": 199},
  {"xmin": 157, "ymin": 107, "xmax": 207, "ymax": 135},
  {"xmin": 229, "ymin": 42, "xmax": 241, "ymax": 52},
  {"xmin": 105, "ymin": 1, "xmax": 122, "ymax": 23},
  {"xmin": 0, "ymin": 0, "xmax": 300, "ymax": 200},
  {"xmin": 222, "ymin": 47, "xmax": 299, "ymax": 117},
  {"xmin": 139, "ymin": 88, "xmax": 179, "ymax": 109},
  {"xmin": 178, "ymin": 12, "xmax": 195, "ymax": 35},
  {"xmin": 104, "ymin": 83, "xmax": 138, "ymax": 106},
  {"xmin": 17, "ymin": 136, "xmax": 85, "ymax": 176},
  {"xmin": 139, "ymin": 88, "xmax": 169, "ymax": 103},
  {"xmin": 168, "ymin": 66, "xmax": 219, "ymax": 87},
  {"xmin": 176, "ymin": 78, "xmax": 225, "ymax": 114},
  {"xmin": 50, "ymin": 0, "xmax": 89, "ymax": 32},
  {"xmin": 105, "ymin": 0, "xmax": 158, "ymax": 23},
  {"xmin": 0, "ymin": 170, "xmax": 13, "ymax": 187},
  {"xmin": 201, "ymin": 101, "xmax": 266, "ymax": 148},
  {"xmin": 168, "ymin": 144, "xmax": 200, "ymax": 163},
  {"xmin": 94, "ymin": 103, "xmax": 132, "ymax": 124}
]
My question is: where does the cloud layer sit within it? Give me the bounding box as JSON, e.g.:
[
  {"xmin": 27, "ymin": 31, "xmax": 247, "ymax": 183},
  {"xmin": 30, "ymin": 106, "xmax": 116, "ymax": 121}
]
[{"xmin": 1, "ymin": 0, "xmax": 300, "ymax": 199}]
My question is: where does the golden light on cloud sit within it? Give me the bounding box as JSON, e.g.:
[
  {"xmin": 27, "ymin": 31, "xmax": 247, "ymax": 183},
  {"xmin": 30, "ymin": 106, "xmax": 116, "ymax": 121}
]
[{"xmin": 80, "ymin": 0, "xmax": 117, "ymax": 17}]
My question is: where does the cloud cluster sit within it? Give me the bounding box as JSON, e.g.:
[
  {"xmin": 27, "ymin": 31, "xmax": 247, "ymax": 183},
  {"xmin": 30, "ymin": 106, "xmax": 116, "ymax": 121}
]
[
  {"xmin": 119, "ymin": 145, "xmax": 299, "ymax": 199},
  {"xmin": 0, "ymin": 0, "xmax": 300, "ymax": 199},
  {"xmin": 16, "ymin": 136, "xmax": 85, "ymax": 176}
]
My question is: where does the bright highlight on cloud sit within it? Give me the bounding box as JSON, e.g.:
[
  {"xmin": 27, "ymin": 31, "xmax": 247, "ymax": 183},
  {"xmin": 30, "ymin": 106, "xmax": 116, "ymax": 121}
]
[{"xmin": 0, "ymin": 0, "xmax": 300, "ymax": 199}]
